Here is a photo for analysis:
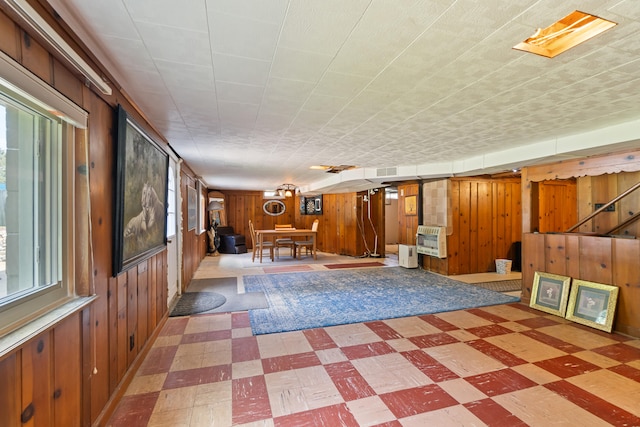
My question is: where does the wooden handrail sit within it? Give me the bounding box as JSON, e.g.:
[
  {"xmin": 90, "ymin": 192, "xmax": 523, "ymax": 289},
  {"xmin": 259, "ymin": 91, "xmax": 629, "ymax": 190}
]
[
  {"xmin": 566, "ymin": 180, "xmax": 640, "ymax": 232},
  {"xmin": 605, "ymin": 211, "xmax": 640, "ymax": 235}
]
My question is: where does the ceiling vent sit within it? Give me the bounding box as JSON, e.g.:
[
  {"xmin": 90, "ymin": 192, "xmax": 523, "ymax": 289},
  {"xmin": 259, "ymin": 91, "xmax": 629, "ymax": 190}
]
[{"xmin": 376, "ymin": 167, "xmax": 398, "ymax": 177}]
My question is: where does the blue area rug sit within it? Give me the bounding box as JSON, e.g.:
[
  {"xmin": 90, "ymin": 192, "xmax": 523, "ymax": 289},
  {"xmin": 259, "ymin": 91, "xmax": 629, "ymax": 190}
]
[{"xmin": 245, "ymin": 267, "xmax": 520, "ymax": 335}]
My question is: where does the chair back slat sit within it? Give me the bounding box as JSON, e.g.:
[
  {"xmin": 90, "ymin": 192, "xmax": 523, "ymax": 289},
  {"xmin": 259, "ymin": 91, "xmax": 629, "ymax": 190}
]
[{"xmin": 248, "ymin": 220, "xmax": 256, "ymax": 246}]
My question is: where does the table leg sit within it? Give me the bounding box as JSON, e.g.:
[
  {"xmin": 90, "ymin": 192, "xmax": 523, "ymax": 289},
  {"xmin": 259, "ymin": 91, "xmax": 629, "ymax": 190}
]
[
  {"xmin": 313, "ymin": 234, "xmax": 317, "ymax": 260},
  {"xmin": 259, "ymin": 232, "xmax": 263, "ymax": 263}
]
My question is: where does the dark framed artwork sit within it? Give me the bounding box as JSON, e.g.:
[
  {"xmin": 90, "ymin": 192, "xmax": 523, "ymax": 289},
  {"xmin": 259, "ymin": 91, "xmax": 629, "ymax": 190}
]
[
  {"xmin": 187, "ymin": 186, "xmax": 197, "ymax": 230},
  {"xmin": 529, "ymin": 271, "xmax": 571, "ymax": 317},
  {"xmin": 300, "ymin": 195, "xmax": 323, "ymax": 215},
  {"xmin": 113, "ymin": 105, "xmax": 169, "ymax": 275},
  {"xmin": 566, "ymin": 279, "xmax": 619, "ymax": 332}
]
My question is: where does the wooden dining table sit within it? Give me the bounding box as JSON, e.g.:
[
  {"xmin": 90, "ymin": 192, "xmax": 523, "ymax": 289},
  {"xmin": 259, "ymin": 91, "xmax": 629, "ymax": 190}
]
[{"xmin": 255, "ymin": 228, "xmax": 317, "ymax": 263}]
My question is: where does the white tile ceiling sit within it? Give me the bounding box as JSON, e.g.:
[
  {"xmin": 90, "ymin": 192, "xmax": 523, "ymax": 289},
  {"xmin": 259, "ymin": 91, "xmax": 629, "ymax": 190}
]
[{"xmin": 48, "ymin": 0, "xmax": 640, "ymax": 192}]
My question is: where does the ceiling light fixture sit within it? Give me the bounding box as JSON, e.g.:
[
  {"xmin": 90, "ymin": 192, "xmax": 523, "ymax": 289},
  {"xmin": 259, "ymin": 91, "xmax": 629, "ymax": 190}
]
[
  {"xmin": 276, "ymin": 183, "xmax": 297, "ymax": 198},
  {"xmin": 310, "ymin": 165, "xmax": 358, "ymax": 174},
  {"xmin": 513, "ymin": 10, "xmax": 616, "ymax": 58}
]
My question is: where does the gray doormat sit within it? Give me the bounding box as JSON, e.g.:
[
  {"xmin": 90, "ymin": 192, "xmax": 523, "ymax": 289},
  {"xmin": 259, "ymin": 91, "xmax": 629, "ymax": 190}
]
[
  {"xmin": 182, "ymin": 277, "xmax": 268, "ymax": 314},
  {"xmin": 170, "ymin": 292, "xmax": 227, "ymax": 317},
  {"xmin": 471, "ymin": 279, "xmax": 521, "ymax": 292}
]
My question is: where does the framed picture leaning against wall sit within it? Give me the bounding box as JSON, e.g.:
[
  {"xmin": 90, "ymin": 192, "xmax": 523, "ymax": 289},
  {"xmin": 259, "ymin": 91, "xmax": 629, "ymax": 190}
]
[
  {"xmin": 566, "ymin": 279, "xmax": 619, "ymax": 333},
  {"xmin": 529, "ymin": 271, "xmax": 571, "ymax": 317}
]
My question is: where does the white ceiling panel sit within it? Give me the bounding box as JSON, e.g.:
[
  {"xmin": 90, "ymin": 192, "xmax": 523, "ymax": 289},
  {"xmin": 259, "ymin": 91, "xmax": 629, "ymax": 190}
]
[
  {"xmin": 206, "ymin": 0, "xmax": 289, "ymax": 24},
  {"xmin": 209, "ymin": 12, "xmax": 280, "ymax": 60},
  {"xmin": 217, "ymin": 101, "xmax": 260, "ymax": 126},
  {"xmin": 124, "ymin": 0, "xmax": 209, "ymax": 31},
  {"xmin": 314, "ymin": 72, "xmax": 371, "ymax": 98},
  {"xmin": 264, "ymin": 77, "xmax": 315, "ymax": 102},
  {"xmin": 156, "ymin": 62, "xmax": 216, "ymax": 93},
  {"xmin": 213, "ymin": 54, "xmax": 271, "ymax": 86},
  {"xmin": 270, "ymin": 48, "xmax": 334, "ymax": 82},
  {"xmin": 215, "ymin": 82, "xmax": 263, "ymax": 105},
  {"xmin": 278, "ymin": 0, "xmax": 370, "ymax": 55},
  {"xmin": 49, "ymin": 0, "xmax": 640, "ymax": 192},
  {"xmin": 135, "ymin": 22, "xmax": 212, "ymax": 66}
]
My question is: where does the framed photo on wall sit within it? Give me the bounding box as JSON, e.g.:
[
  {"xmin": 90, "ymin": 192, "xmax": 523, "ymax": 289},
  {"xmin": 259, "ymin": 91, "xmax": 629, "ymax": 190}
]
[
  {"xmin": 187, "ymin": 186, "xmax": 197, "ymax": 231},
  {"xmin": 404, "ymin": 195, "xmax": 417, "ymax": 215},
  {"xmin": 566, "ymin": 280, "xmax": 619, "ymax": 332},
  {"xmin": 529, "ymin": 272, "xmax": 571, "ymax": 317},
  {"xmin": 113, "ymin": 105, "xmax": 169, "ymax": 275}
]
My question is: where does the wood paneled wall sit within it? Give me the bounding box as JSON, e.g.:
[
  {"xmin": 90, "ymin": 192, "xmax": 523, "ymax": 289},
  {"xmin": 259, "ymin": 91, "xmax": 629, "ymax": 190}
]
[
  {"xmin": 397, "ymin": 183, "xmax": 420, "ymax": 245},
  {"xmin": 444, "ymin": 178, "xmax": 521, "ymax": 275},
  {"xmin": 522, "ymin": 148, "xmax": 640, "ymax": 234},
  {"xmin": 576, "ymin": 172, "xmax": 640, "ymax": 236},
  {"xmin": 537, "ymin": 179, "xmax": 577, "ymax": 233},
  {"xmin": 522, "ymin": 233, "xmax": 640, "ymax": 337},
  {"xmin": 521, "ymin": 151, "xmax": 640, "ymax": 338},
  {"xmin": 181, "ymin": 173, "xmax": 207, "ymax": 293},
  {"xmin": 222, "ymin": 190, "xmax": 384, "ymax": 257},
  {"xmin": 0, "ymin": 8, "xmax": 204, "ymax": 426},
  {"xmin": 223, "ymin": 191, "xmax": 297, "ymax": 248},
  {"xmin": 0, "ymin": 310, "xmax": 84, "ymax": 427}
]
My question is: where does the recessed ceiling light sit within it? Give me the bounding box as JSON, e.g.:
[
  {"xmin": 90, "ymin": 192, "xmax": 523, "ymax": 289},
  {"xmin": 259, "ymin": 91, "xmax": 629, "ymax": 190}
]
[{"xmin": 514, "ymin": 10, "xmax": 616, "ymax": 58}]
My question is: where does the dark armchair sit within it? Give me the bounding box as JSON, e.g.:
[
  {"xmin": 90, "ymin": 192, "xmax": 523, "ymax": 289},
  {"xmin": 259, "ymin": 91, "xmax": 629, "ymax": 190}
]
[{"xmin": 216, "ymin": 226, "xmax": 247, "ymax": 254}]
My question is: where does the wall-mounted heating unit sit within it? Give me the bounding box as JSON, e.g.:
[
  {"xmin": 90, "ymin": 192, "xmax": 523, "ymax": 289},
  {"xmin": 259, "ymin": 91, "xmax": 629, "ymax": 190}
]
[{"xmin": 416, "ymin": 225, "xmax": 447, "ymax": 258}]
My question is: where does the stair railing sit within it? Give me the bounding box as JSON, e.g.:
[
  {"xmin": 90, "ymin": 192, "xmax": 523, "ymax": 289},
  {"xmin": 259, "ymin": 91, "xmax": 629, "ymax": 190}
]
[{"xmin": 566, "ymin": 180, "xmax": 640, "ymax": 233}]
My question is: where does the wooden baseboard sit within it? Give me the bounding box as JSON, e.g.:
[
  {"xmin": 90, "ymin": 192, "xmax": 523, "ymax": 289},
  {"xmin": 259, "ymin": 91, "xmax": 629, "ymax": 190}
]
[{"xmin": 92, "ymin": 313, "xmax": 168, "ymax": 427}]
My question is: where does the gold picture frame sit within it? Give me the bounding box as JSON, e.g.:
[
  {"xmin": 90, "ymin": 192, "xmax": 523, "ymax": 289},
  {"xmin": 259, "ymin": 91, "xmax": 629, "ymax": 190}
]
[
  {"xmin": 529, "ymin": 271, "xmax": 571, "ymax": 317},
  {"xmin": 404, "ymin": 195, "xmax": 417, "ymax": 215},
  {"xmin": 566, "ymin": 279, "xmax": 619, "ymax": 333}
]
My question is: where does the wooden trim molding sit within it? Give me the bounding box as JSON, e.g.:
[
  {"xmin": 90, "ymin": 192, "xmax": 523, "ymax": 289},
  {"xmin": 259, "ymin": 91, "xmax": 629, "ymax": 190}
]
[{"xmin": 525, "ymin": 148, "xmax": 640, "ymax": 182}]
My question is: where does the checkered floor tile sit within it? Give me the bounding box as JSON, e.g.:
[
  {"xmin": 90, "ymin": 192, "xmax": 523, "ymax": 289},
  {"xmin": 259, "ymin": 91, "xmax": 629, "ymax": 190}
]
[{"xmin": 107, "ymin": 302, "xmax": 640, "ymax": 426}]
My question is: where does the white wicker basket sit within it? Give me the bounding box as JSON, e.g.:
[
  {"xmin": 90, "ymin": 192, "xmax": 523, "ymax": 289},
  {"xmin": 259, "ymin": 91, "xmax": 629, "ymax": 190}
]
[{"xmin": 495, "ymin": 259, "xmax": 512, "ymax": 274}]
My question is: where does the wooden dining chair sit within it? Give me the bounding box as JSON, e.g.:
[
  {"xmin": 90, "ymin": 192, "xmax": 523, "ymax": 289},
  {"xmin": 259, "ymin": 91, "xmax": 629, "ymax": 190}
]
[
  {"xmin": 294, "ymin": 219, "xmax": 319, "ymax": 259},
  {"xmin": 274, "ymin": 224, "xmax": 295, "ymax": 258},
  {"xmin": 249, "ymin": 220, "xmax": 274, "ymax": 262}
]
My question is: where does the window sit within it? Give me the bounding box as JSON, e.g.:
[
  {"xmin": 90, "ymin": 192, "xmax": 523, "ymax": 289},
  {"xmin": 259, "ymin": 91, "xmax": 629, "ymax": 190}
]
[
  {"xmin": 0, "ymin": 50, "xmax": 86, "ymax": 337},
  {"xmin": 0, "ymin": 88, "xmax": 69, "ymax": 332}
]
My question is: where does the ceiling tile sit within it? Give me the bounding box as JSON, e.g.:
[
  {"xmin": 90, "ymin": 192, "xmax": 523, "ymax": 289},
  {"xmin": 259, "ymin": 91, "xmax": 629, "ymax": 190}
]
[
  {"xmin": 206, "ymin": 0, "xmax": 289, "ymax": 24},
  {"xmin": 134, "ymin": 22, "xmax": 212, "ymax": 66},
  {"xmin": 209, "ymin": 12, "xmax": 280, "ymax": 60},
  {"xmin": 216, "ymin": 81, "xmax": 264, "ymax": 104},
  {"xmin": 213, "ymin": 54, "xmax": 271, "ymax": 86},
  {"xmin": 218, "ymin": 101, "xmax": 260, "ymax": 126},
  {"xmin": 156, "ymin": 60, "xmax": 216, "ymax": 91},
  {"xmin": 278, "ymin": 0, "xmax": 370, "ymax": 55},
  {"xmin": 270, "ymin": 47, "xmax": 334, "ymax": 82},
  {"xmin": 124, "ymin": 0, "xmax": 208, "ymax": 31}
]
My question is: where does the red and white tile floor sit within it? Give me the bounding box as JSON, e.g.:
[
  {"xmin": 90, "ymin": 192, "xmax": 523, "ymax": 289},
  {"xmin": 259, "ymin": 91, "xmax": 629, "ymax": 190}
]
[{"xmin": 108, "ymin": 302, "xmax": 640, "ymax": 426}]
